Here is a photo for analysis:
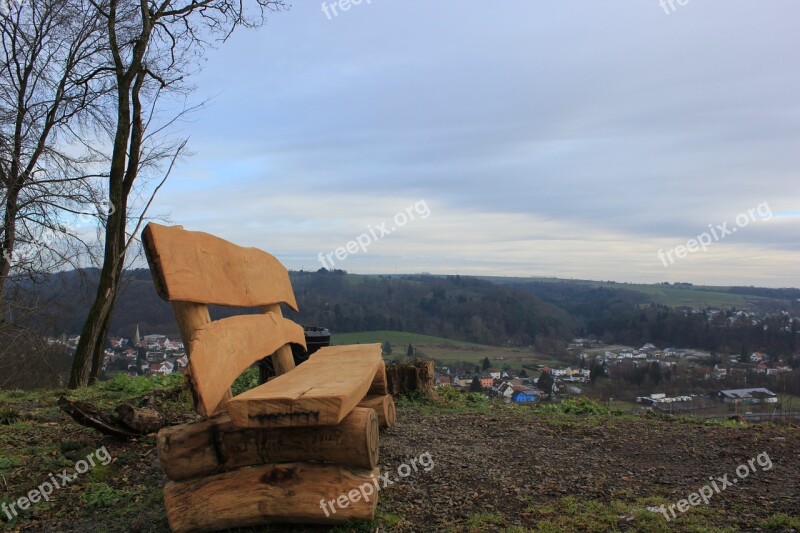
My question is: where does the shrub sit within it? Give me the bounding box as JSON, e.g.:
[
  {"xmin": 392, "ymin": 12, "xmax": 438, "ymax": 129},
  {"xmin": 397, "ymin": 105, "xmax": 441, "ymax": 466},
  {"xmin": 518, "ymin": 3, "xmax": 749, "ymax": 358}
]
[{"xmin": 535, "ymin": 397, "xmax": 610, "ymax": 416}]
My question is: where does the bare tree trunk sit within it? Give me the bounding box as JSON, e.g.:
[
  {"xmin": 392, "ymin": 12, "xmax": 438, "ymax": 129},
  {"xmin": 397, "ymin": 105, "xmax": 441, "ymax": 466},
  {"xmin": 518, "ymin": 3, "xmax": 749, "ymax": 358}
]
[
  {"xmin": 0, "ymin": 189, "xmax": 19, "ymax": 321},
  {"xmin": 69, "ymin": 182, "xmax": 129, "ymax": 387},
  {"xmin": 68, "ymin": 0, "xmax": 138, "ymax": 388}
]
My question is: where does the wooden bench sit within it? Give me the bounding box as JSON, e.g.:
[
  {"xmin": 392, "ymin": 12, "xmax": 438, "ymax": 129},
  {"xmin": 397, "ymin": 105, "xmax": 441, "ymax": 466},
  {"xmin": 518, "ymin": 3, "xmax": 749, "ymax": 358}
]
[{"xmin": 142, "ymin": 223, "xmax": 396, "ymax": 532}]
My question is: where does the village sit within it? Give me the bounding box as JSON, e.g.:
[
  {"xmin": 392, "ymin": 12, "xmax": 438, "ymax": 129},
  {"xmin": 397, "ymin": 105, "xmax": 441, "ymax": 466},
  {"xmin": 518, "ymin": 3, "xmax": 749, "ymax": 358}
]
[
  {"xmin": 48, "ymin": 321, "xmax": 798, "ymax": 420},
  {"xmin": 428, "ymin": 336, "xmax": 797, "ymax": 419}
]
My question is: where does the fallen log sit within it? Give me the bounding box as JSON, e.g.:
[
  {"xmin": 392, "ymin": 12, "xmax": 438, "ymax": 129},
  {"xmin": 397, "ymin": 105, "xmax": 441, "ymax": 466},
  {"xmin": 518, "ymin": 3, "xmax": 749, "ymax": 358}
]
[
  {"xmin": 164, "ymin": 463, "xmax": 380, "ymax": 532},
  {"xmin": 158, "ymin": 407, "xmax": 379, "ymax": 481},
  {"xmin": 116, "ymin": 404, "xmax": 165, "ymax": 434},
  {"xmin": 58, "ymin": 395, "xmax": 139, "ymax": 439},
  {"xmin": 357, "ymin": 394, "xmax": 396, "ymax": 428}
]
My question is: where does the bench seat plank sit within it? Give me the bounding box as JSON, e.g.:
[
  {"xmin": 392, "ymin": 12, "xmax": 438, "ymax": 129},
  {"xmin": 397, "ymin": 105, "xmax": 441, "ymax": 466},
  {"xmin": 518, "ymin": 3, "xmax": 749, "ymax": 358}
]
[{"xmin": 226, "ymin": 344, "xmax": 382, "ymax": 428}]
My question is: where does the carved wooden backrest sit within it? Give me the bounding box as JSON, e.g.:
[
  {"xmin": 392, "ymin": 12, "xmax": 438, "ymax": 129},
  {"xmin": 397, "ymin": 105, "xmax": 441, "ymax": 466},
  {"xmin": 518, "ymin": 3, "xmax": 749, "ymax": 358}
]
[{"xmin": 142, "ymin": 223, "xmax": 305, "ymax": 416}]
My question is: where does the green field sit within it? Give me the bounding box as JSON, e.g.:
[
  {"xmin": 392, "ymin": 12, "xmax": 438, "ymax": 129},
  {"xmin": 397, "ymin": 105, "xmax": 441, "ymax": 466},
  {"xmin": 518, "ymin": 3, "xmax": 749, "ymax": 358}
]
[
  {"xmin": 478, "ymin": 275, "xmax": 778, "ymax": 310},
  {"xmin": 331, "ymin": 330, "xmax": 564, "ymax": 370},
  {"xmin": 620, "ymin": 283, "xmax": 770, "ymax": 309}
]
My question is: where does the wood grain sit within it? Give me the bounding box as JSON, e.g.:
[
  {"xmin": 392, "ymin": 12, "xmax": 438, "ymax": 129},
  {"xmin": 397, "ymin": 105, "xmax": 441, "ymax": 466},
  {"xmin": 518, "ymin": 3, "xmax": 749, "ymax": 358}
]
[
  {"xmin": 164, "ymin": 463, "xmax": 380, "ymax": 532},
  {"xmin": 188, "ymin": 313, "xmax": 306, "ymax": 417},
  {"xmin": 368, "ymin": 360, "xmax": 388, "ymax": 395},
  {"xmin": 157, "ymin": 407, "xmax": 379, "ymax": 480},
  {"xmin": 226, "ymin": 344, "xmax": 382, "ymax": 428},
  {"xmin": 357, "ymin": 394, "xmax": 397, "ymax": 428},
  {"xmin": 143, "ymin": 223, "xmax": 298, "ymax": 310}
]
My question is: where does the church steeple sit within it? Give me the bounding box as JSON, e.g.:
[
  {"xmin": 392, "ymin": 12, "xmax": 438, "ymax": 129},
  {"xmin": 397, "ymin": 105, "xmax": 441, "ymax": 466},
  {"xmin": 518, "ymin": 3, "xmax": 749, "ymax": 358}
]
[{"xmin": 134, "ymin": 324, "xmax": 141, "ymax": 346}]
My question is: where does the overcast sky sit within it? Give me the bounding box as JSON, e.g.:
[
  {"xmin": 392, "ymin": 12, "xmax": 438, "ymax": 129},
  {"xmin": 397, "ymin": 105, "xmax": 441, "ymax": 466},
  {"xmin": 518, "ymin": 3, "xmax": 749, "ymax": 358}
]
[{"xmin": 149, "ymin": 0, "xmax": 800, "ymax": 288}]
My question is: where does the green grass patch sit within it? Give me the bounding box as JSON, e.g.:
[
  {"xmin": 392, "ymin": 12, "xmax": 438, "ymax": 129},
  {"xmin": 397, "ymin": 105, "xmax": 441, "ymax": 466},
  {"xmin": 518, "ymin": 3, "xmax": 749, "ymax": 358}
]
[
  {"xmin": 466, "ymin": 511, "xmax": 504, "ymax": 531},
  {"xmin": 762, "ymin": 513, "xmax": 800, "ymax": 531},
  {"xmin": 333, "ymin": 330, "xmax": 479, "ymax": 347},
  {"xmin": 232, "ymin": 367, "xmax": 260, "ymax": 396},
  {"xmin": 0, "ymin": 407, "xmax": 21, "ymax": 425},
  {"xmin": 523, "ymin": 495, "xmax": 736, "ymax": 533},
  {"xmin": 395, "ymin": 387, "xmax": 492, "ymax": 416},
  {"xmin": 332, "ymin": 330, "xmax": 566, "ymax": 371},
  {"xmin": 533, "ymin": 397, "xmax": 611, "ymax": 416},
  {"xmin": 65, "ymin": 373, "xmax": 186, "ymax": 408}
]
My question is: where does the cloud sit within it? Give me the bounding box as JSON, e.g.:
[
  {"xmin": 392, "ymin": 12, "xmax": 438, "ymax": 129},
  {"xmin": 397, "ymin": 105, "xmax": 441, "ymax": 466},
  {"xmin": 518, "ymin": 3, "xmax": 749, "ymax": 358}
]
[{"xmin": 150, "ymin": 0, "xmax": 800, "ymax": 287}]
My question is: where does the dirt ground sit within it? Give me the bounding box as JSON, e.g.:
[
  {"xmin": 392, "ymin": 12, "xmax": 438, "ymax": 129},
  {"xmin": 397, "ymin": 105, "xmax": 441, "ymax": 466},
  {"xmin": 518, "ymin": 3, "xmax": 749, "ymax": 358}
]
[
  {"xmin": 1, "ymin": 393, "xmax": 799, "ymax": 533},
  {"xmin": 376, "ymin": 405, "xmax": 800, "ymax": 532}
]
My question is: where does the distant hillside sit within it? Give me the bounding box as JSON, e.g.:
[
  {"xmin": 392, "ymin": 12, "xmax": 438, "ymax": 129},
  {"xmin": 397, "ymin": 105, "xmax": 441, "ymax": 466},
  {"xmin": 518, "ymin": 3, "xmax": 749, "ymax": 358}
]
[
  {"xmin": 482, "ymin": 276, "xmax": 800, "ymax": 312},
  {"xmin": 19, "ymin": 270, "xmax": 576, "ymax": 349},
  {"xmin": 13, "ymin": 270, "xmax": 799, "ymax": 356}
]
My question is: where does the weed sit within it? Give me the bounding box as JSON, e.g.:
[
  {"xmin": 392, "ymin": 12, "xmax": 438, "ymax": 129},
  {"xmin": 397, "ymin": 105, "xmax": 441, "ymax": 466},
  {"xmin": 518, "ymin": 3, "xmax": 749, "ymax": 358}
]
[
  {"xmin": 60, "ymin": 440, "xmax": 86, "ymax": 453},
  {"xmin": 0, "ymin": 455, "xmax": 22, "ymax": 471},
  {"xmin": 81, "ymin": 482, "xmax": 126, "ymax": 511},
  {"xmin": 0, "ymin": 407, "xmax": 21, "ymax": 425},
  {"xmin": 466, "ymin": 511, "xmax": 504, "ymax": 530}
]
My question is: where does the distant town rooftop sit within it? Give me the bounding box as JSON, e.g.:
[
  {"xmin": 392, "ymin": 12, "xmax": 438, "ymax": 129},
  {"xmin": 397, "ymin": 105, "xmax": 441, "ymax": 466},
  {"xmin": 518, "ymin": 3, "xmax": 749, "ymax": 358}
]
[{"xmin": 718, "ymin": 388, "xmax": 776, "ymax": 399}]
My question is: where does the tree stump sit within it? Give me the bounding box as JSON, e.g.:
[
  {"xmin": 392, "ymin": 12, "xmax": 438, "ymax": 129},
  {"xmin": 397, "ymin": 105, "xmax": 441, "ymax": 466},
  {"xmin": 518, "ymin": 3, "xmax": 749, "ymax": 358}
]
[{"xmin": 386, "ymin": 360, "xmax": 437, "ymax": 401}]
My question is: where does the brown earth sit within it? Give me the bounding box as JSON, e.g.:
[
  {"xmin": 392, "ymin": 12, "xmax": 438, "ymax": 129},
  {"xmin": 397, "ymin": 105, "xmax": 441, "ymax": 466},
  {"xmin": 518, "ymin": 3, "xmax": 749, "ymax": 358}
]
[
  {"xmin": 1, "ymin": 397, "xmax": 798, "ymax": 533},
  {"xmin": 377, "ymin": 405, "xmax": 799, "ymax": 532}
]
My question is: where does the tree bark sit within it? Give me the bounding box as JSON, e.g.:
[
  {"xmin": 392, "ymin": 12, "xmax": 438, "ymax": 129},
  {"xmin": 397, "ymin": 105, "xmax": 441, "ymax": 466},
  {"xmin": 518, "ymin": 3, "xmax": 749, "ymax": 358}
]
[
  {"xmin": 68, "ymin": 219, "xmax": 125, "ymax": 387},
  {"xmin": 0, "ymin": 188, "xmax": 20, "ymax": 321},
  {"xmin": 386, "ymin": 360, "xmax": 438, "ymax": 401}
]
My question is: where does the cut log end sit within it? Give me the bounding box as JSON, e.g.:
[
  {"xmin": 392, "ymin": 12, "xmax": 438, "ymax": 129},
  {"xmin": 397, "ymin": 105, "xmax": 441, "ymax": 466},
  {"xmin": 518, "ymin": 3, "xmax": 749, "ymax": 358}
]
[{"xmin": 357, "ymin": 394, "xmax": 396, "ymax": 429}]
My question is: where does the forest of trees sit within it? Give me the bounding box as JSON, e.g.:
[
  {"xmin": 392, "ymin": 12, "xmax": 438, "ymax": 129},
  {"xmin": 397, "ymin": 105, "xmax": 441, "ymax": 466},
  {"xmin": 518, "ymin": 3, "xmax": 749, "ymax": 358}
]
[
  {"xmin": 509, "ymin": 280, "xmax": 799, "ymax": 357},
  {"xmin": 15, "ymin": 269, "xmax": 800, "ymax": 361},
  {"xmin": 21, "ymin": 269, "xmax": 577, "ymax": 351}
]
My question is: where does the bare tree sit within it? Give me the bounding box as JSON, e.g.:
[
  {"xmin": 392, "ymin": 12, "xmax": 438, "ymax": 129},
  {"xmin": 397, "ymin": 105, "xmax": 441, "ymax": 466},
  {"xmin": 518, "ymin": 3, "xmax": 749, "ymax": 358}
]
[
  {"xmin": 0, "ymin": 0, "xmax": 110, "ymax": 319},
  {"xmin": 68, "ymin": 0, "xmax": 286, "ymax": 387}
]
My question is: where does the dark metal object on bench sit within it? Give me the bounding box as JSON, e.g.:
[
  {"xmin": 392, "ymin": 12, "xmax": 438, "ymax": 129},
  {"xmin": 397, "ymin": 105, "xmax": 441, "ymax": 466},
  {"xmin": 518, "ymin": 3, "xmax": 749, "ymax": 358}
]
[{"xmin": 259, "ymin": 326, "xmax": 331, "ymax": 381}]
